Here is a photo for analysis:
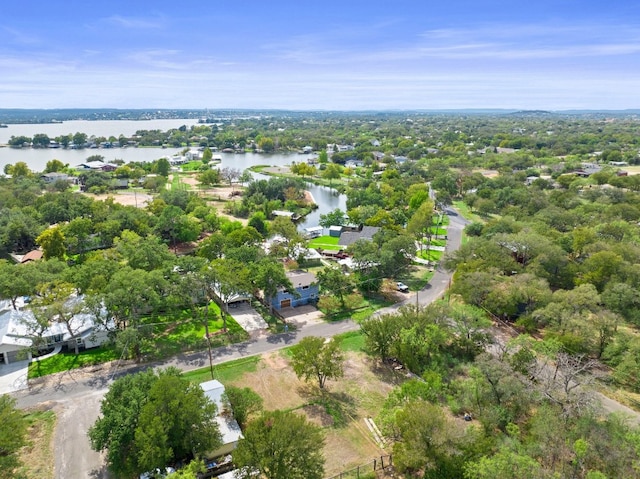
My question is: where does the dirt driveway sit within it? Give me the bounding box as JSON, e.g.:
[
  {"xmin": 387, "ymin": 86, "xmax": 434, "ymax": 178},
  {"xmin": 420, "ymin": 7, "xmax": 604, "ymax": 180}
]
[{"xmin": 54, "ymin": 389, "xmax": 110, "ymax": 479}]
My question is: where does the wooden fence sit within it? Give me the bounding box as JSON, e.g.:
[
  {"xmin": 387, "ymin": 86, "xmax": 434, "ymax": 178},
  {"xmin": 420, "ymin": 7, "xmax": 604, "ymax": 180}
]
[{"xmin": 325, "ymin": 455, "xmax": 393, "ymax": 479}]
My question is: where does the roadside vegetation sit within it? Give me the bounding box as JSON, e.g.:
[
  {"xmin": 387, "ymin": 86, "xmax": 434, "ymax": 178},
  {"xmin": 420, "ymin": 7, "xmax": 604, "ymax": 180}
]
[{"xmin": 4, "ymin": 111, "xmax": 640, "ymax": 478}]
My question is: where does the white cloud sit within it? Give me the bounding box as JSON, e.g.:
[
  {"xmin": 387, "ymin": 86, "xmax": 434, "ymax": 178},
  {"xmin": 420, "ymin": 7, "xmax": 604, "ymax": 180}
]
[{"xmin": 104, "ymin": 15, "xmax": 166, "ymax": 29}]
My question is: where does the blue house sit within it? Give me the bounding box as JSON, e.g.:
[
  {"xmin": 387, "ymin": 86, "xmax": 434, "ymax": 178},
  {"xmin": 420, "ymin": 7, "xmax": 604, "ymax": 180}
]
[{"xmin": 272, "ymin": 270, "xmax": 319, "ymax": 310}]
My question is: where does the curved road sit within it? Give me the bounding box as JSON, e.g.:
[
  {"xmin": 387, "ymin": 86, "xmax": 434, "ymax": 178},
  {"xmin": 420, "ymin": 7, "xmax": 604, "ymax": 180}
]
[
  {"xmin": 10, "ymin": 208, "xmax": 467, "ymax": 479},
  {"xmin": 13, "ymin": 207, "xmax": 637, "ymax": 478}
]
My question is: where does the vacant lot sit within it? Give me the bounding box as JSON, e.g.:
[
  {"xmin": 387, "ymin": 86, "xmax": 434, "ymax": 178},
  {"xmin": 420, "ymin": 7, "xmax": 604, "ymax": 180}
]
[{"xmin": 224, "ymin": 349, "xmax": 403, "ymax": 476}]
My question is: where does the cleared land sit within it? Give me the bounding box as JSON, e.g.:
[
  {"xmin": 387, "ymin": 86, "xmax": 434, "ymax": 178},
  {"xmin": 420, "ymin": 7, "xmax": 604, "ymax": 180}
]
[{"xmin": 223, "ymin": 348, "xmax": 402, "ymax": 476}]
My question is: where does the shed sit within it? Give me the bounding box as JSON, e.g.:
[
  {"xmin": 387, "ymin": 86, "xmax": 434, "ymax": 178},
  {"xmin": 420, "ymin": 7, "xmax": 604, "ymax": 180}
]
[
  {"xmin": 329, "ymin": 225, "xmax": 343, "ymax": 237},
  {"xmin": 200, "ymin": 379, "xmax": 243, "ymax": 458}
]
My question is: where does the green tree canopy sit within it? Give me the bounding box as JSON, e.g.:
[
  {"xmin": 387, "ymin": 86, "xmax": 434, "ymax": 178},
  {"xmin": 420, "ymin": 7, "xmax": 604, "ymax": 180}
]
[
  {"xmin": 233, "ymin": 410, "xmax": 325, "ymax": 479},
  {"xmin": 290, "ymin": 336, "xmax": 344, "ymax": 389},
  {"xmin": 89, "ymin": 368, "xmax": 221, "ymax": 478},
  {"xmin": 0, "ymin": 395, "xmax": 29, "ymax": 479}
]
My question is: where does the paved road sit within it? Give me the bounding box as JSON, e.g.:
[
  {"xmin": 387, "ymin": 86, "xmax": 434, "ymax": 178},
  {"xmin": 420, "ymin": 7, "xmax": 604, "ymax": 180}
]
[{"xmin": 8, "ymin": 207, "xmax": 467, "ymax": 479}]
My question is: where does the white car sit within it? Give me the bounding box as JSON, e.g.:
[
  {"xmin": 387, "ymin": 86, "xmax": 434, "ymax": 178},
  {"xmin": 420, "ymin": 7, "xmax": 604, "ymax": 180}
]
[{"xmin": 396, "ymin": 282, "xmax": 409, "ymax": 293}]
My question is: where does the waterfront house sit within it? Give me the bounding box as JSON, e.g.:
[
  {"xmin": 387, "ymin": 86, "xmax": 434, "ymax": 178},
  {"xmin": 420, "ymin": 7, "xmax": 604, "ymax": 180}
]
[
  {"xmin": 338, "ymin": 226, "xmax": 381, "ymax": 247},
  {"xmin": 41, "ymin": 172, "xmax": 71, "ymax": 184}
]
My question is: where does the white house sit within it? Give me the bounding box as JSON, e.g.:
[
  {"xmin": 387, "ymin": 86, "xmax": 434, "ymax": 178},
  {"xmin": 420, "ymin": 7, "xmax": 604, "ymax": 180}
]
[
  {"xmin": 0, "ymin": 298, "xmax": 110, "ymax": 365},
  {"xmin": 200, "ymin": 379, "xmax": 243, "ymax": 458}
]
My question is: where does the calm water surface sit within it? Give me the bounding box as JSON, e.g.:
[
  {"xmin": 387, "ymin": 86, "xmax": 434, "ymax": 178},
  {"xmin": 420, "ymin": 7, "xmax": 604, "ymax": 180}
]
[{"xmin": 0, "ymin": 120, "xmax": 346, "ymax": 228}]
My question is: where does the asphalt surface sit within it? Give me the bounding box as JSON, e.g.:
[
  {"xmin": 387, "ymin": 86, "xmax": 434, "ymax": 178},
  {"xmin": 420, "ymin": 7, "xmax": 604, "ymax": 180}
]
[{"xmin": 11, "ymin": 206, "xmax": 640, "ymax": 478}]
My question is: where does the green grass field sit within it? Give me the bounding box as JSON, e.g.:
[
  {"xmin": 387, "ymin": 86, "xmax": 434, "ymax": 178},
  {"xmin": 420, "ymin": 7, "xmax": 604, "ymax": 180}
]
[
  {"xmin": 28, "ymin": 347, "xmax": 121, "ymax": 379},
  {"xmin": 308, "ymin": 235, "xmax": 342, "ymax": 251},
  {"xmin": 183, "ymin": 355, "xmax": 261, "ymax": 384}
]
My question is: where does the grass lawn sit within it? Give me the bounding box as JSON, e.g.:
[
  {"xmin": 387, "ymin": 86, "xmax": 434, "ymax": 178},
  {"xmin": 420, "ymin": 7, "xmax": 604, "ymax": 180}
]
[
  {"xmin": 29, "ymin": 303, "xmax": 248, "ymax": 378},
  {"xmin": 308, "ymin": 235, "xmax": 342, "ymax": 251},
  {"xmin": 428, "ymin": 226, "xmax": 448, "ymax": 236},
  {"xmin": 434, "ymin": 214, "xmax": 450, "ymax": 226},
  {"xmin": 17, "ymin": 408, "xmax": 56, "ymax": 479},
  {"xmin": 152, "ymin": 303, "xmax": 248, "ymax": 358},
  {"xmin": 183, "ymin": 355, "xmax": 261, "ymax": 384},
  {"xmin": 452, "ymin": 200, "xmax": 487, "ymax": 223},
  {"xmin": 336, "ymin": 331, "xmax": 365, "ymax": 352},
  {"xmin": 417, "ymin": 249, "xmax": 444, "ymax": 262},
  {"xmin": 28, "ymin": 346, "xmax": 121, "ymax": 379},
  {"xmin": 322, "ymin": 296, "xmax": 395, "ymax": 323}
]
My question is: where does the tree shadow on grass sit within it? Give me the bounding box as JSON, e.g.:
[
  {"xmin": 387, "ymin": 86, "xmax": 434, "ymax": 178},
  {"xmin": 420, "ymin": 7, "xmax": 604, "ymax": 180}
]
[
  {"xmin": 369, "ymin": 358, "xmax": 408, "ymax": 387},
  {"xmin": 296, "ymin": 384, "xmax": 358, "ymax": 428}
]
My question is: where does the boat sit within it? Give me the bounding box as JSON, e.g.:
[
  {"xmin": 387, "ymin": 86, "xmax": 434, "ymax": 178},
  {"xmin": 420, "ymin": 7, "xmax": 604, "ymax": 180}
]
[{"xmin": 0, "ymin": 124, "xmax": 8, "ymax": 128}]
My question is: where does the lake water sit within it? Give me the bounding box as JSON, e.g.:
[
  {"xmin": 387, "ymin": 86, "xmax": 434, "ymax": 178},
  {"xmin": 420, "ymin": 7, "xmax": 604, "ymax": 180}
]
[{"xmin": 0, "ymin": 120, "xmax": 346, "ymax": 229}]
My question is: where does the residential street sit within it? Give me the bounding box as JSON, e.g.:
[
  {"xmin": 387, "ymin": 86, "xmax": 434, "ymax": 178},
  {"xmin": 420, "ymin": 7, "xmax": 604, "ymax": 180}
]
[
  {"xmin": 10, "ymin": 206, "xmax": 638, "ymax": 478},
  {"xmin": 7, "ymin": 207, "xmax": 464, "ymax": 479}
]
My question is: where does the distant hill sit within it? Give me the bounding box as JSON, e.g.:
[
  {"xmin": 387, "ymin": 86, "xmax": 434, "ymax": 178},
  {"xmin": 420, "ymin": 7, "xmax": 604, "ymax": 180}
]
[{"xmin": 0, "ymin": 108, "xmax": 639, "ymax": 124}]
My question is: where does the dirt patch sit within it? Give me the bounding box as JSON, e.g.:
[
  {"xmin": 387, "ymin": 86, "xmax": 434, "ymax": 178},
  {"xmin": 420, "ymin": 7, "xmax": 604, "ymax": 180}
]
[
  {"xmin": 84, "ymin": 191, "xmax": 153, "ymax": 208},
  {"xmin": 229, "ymin": 350, "xmax": 392, "ymax": 476}
]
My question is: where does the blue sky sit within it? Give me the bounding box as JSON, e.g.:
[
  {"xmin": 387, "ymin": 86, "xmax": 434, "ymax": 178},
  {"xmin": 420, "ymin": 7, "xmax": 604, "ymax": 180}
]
[{"xmin": 2, "ymin": 0, "xmax": 640, "ymax": 110}]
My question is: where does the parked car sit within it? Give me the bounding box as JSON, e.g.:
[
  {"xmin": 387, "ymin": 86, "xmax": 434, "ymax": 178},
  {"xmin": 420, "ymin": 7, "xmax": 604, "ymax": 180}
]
[{"xmin": 396, "ymin": 282, "xmax": 409, "ymax": 293}]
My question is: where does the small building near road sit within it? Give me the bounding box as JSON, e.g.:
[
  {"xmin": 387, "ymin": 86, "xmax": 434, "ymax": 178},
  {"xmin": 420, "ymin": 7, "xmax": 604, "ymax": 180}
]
[{"xmin": 200, "ymin": 379, "xmax": 243, "ymax": 458}]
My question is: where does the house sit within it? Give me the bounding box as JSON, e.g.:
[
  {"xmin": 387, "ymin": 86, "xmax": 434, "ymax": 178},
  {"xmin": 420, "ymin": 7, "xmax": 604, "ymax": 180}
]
[
  {"xmin": 394, "ymin": 156, "xmax": 408, "ymax": 164},
  {"xmin": 200, "ymin": 379, "xmax": 243, "ymax": 458},
  {"xmin": 304, "ymin": 226, "xmax": 323, "ymax": 238},
  {"xmin": 41, "ymin": 172, "xmax": 70, "ymax": 184},
  {"xmin": 0, "ymin": 297, "xmax": 110, "ymax": 365},
  {"xmin": 74, "ymin": 161, "xmax": 118, "ymax": 172},
  {"xmin": 345, "ymin": 159, "xmax": 365, "ymax": 168},
  {"xmin": 9, "ymin": 249, "xmax": 43, "ymax": 264},
  {"xmin": 271, "ymin": 270, "xmax": 318, "ymax": 310},
  {"xmin": 372, "ymin": 151, "xmax": 386, "ymax": 162},
  {"xmin": 338, "ymin": 226, "xmax": 381, "ymax": 248},
  {"xmin": 111, "ymin": 178, "xmax": 129, "ymax": 189}
]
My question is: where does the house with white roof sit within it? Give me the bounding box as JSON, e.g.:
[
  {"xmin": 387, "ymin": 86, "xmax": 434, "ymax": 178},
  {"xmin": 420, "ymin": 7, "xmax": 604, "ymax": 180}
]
[
  {"xmin": 0, "ymin": 298, "xmax": 110, "ymax": 365},
  {"xmin": 200, "ymin": 379, "xmax": 243, "ymax": 458}
]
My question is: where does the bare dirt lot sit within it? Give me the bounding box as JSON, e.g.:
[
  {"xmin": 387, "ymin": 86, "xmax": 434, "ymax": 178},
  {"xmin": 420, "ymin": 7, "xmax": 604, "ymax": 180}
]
[{"xmin": 227, "ymin": 350, "xmax": 401, "ymax": 476}]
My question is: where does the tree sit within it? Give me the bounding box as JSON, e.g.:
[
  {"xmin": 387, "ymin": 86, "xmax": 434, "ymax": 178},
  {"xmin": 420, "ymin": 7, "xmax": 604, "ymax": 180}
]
[
  {"xmin": 319, "ymin": 208, "xmax": 346, "ymax": 228},
  {"xmin": 465, "ymin": 448, "xmax": 545, "ymax": 479},
  {"xmin": 290, "ymin": 336, "xmax": 344, "ymax": 389},
  {"xmin": 36, "ymin": 225, "xmax": 66, "ymax": 260},
  {"xmin": 233, "ymin": 410, "xmax": 325, "ymax": 479},
  {"xmin": 89, "ymin": 368, "xmax": 221, "ymax": 478},
  {"xmin": 134, "ymin": 369, "xmax": 221, "ymax": 473},
  {"xmin": 316, "ymin": 265, "xmax": 355, "ymax": 308},
  {"xmin": 29, "ymin": 280, "xmax": 87, "ymax": 354},
  {"xmin": 321, "ymin": 163, "xmax": 342, "ymax": 186},
  {"xmin": 89, "ymin": 369, "xmax": 158, "ymax": 478},
  {"xmin": 196, "ymin": 169, "xmax": 221, "ymax": 188},
  {"xmin": 407, "ymin": 199, "xmax": 435, "ymax": 254},
  {"xmin": 222, "ymin": 385, "xmax": 264, "ymax": 429},
  {"xmin": 44, "ymin": 159, "xmax": 66, "ymax": 173},
  {"xmin": 202, "ymin": 147, "xmax": 213, "ymax": 164},
  {"xmin": 154, "ymin": 157, "xmax": 171, "ymax": 177},
  {"xmin": 0, "ymin": 395, "xmax": 28, "ymax": 479},
  {"xmin": 393, "ymin": 399, "xmax": 463, "ymax": 475},
  {"xmin": 252, "ymin": 258, "xmax": 293, "ymax": 314}
]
